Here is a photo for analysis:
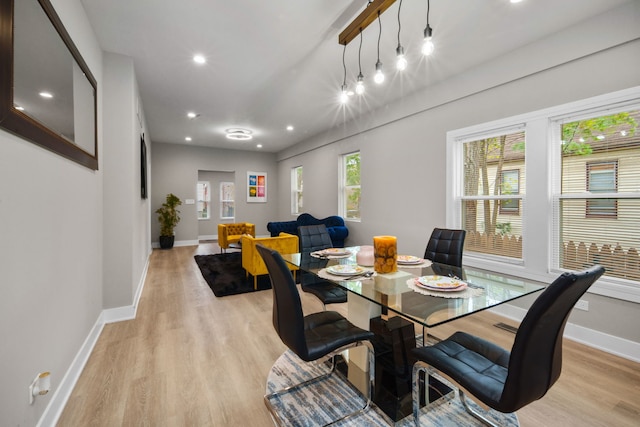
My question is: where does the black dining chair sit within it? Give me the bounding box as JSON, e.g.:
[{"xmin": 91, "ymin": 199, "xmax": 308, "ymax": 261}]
[
  {"xmin": 297, "ymin": 224, "xmax": 348, "ymax": 309},
  {"xmin": 411, "ymin": 265, "xmax": 605, "ymax": 427},
  {"xmin": 256, "ymin": 244, "xmax": 376, "ymax": 426},
  {"xmin": 424, "ymin": 228, "xmax": 466, "ymax": 267}
]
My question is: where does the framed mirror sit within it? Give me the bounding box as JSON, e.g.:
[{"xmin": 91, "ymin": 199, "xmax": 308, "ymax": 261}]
[{"xmin": 0, "ymin": 0, "xmax": 98, "ymax": 170}]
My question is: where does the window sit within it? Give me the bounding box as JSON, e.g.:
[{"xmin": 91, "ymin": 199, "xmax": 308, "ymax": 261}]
[
  {"xmin": 341, "ymin": 152, "xmax": 361, "ymax": 220},
  {"xmin": 556, "ymin": 110, "xmax": 639, "ymax": 283},
  {"xmin": 460, "ymin": 129, "xmax": 525, "ymax": 260},
  {"xmin": 448, "ymin": 88, "xmax": 640, "ymax": 302},
  {"xmin": 291, "ymin": 166, "xmax": 303, "ymax": 215},
  {"xmin": 197, "ymin": 181, "xmax": 210, "ymax": 219},
  {"xmin": 499, "ymin": 169, "xmax": 520, "ymax": 215},
  {"xmin": 586, "ymin": 161, "xmax": 618, "ymax": 217},
  {"xmin": 220, "ymin": 182, "xmax": 235, "ymax": 219}
]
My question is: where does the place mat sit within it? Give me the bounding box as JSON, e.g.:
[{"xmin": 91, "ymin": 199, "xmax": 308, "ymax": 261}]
[
  {"xmin": 318, "ymin": 268, "xmax": 376, "ymax": 281},
  {"xmin": 406, "ymin": 278, "xmax": 483, "ymax": 299},
  {"xmin": 398, "ymin": 259, "xmax": 432, "ymax": 268}
]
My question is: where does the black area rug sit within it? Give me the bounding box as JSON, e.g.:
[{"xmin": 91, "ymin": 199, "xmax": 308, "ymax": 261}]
[{"xmin": 194, "ymin": 252, "xmax": 271, "ymax": 297}]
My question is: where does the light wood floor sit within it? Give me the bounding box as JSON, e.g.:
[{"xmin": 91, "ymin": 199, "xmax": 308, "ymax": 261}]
[{"xmin": 57, "ymin": 243, "xmax": 640, "ymax": 426}]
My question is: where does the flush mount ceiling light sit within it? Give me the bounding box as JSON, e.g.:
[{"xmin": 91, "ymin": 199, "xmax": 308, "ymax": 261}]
[
  {"xmin": 193, "ymin": 54, "xmax": 206, "ymax": 64},
  {"xmin": 39, "ymin": 91, "xmax": 53, "ymax": 98},
  {"xmin": 187, "ymin": 112, "xmax": 199, "ymax": 119},
  {"xmin": 226, "ymin": 128, "xmax": 253, "ymax": 141}
]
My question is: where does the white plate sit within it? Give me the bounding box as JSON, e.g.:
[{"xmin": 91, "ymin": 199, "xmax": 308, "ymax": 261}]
[
  {"xmin": 322, "ymin": 248, "xmax": 351, "ymax": 256},
  {"xmin": 416, "ymin": 275, "xmax": 467, "ymax": 291},
  {"xmin": 326, "ymin": 265, "xmax": 365, "ymax": 276},
  {"xmin": 397, "ymin": 255, "xmax": 423, "ymax": 265}
]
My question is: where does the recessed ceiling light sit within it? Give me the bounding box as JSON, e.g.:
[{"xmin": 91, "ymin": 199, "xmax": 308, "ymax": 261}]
[
  {"xmin": 185, "ymin": 136, "xmax": 192, "ymax": 141},
  {"xmin": 286, "ymin": 125, "xmax": 294, "ymax": 131},
  {"xmin": 193, "ymin": 54, "xmax": 206, "ymax": 64},
  {"xmin": 15, "ymin": 105, "xmax": 24, "ymax": 111},
  {"xmin": 226, "ymin": 128, "xmax": 253, "ymax": 141},
  {"xmin": 187, "ymin": 112, "xmax": 197, "ymax": 119},
  {"xmin": 257, "ymin": 144, "xmax": 263, "ymax": 148},
  {"xmin": 39, "ymin": 91, "xmax": 53, "ymax": 98}
]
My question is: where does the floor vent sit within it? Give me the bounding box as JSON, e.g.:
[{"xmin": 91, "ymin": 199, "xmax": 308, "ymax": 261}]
[{"xmin": 494, "ymin": 322, "xmax": 518, "ymax": 334}]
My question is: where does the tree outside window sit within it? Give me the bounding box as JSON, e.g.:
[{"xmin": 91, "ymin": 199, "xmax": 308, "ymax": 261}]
[{"xmin": 461, "ymin": 130, "xmax": 525, "ymax": 259}]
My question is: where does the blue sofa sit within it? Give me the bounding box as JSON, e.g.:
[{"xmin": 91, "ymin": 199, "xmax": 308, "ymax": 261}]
[{"xmin": 267, "ymin": 213, "xmax": 349, "ymax": 248}]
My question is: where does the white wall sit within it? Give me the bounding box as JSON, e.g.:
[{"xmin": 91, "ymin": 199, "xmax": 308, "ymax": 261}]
[
  {"xmin": 276, "ymin": 2, "xmax": 640, "ymax": 347},
  {"xmin": 151, "ymin": 143, "xmax": 279, "ymax": 243},
  {"xmin": 0, "ymin": 0, "xmax": 104, "ymax": 425},
  {"xmin": 102, "ymin": 52, "xmax": 152, "ymax": 309}
]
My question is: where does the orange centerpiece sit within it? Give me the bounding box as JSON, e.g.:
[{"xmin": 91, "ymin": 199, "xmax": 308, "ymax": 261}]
[{"xmin": 373, "ymin": 236, "xmax": 397, "ymax": 274}]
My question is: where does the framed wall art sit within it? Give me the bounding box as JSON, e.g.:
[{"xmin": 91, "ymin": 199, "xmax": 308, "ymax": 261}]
[{"xmin": 247, "ymin": 171, "xmax": 267, "ymax": 203}]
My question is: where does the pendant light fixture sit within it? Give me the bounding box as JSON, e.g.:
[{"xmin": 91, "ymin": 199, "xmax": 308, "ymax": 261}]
[
  {"xmin": 374, "ymin": 11, "xmax": 385, "ymax": 84},
  {"xmin": 395, "ymin": 0, "xmax": 407, "ymax": 71},
  {"xmin": 355, "ymin": 30, "xmax": 365, "ymax": 95},
  {"xmin": 340, "ymin": 43, "xmax": 349, "ymax": 103},
  {"xmin": 421, "ymin": 0, "xmax": 435, "ymax": 56}
]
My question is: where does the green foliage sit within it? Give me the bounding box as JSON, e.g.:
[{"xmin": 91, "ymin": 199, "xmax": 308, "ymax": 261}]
[
  {"xmin": 156, "ymin": 193, "xmax": 182, "ymax": 236},
  {"xmin": 496, "ymin": 222, "xmax": 512, "ymax": 236}
]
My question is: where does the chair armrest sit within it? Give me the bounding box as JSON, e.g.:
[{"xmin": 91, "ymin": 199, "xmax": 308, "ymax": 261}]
[{"xmin": 242, "ymin": 233, "xmax": 299, "ymax": 277}]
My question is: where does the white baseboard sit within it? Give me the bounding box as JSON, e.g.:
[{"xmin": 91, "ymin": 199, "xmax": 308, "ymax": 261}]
[
  {"xmin": 490, "ymin": 305, "xmax": 640, "ymax": 363},
  {"xmin": 151, "ymin": 239, "xmax": 199, "ymax": 249},
  {"xmin": 36, "ymin": 315, "xmax": 104, "ymax": 427},
  {"xmin": 198, "ymin": 234, "xmax": 217, "ymax": 241},
  {"xmin": 37, "ymin": 254, "xmax": 151, "ymax": 426}
]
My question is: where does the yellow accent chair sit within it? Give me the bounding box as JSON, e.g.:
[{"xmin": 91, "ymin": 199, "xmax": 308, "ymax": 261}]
[
  {"xmin": 241, "ymin": 233, "xmax": 299, "ymax": 290},
  {"xmin": 218, "ymin": 222, "xmax": 255, "ymax": 253}
]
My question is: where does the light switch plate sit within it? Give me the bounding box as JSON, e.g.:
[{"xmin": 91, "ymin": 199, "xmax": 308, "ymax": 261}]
[{"xmin": 185, "ymin": 199, "xmax": 195, "ymax": 205}]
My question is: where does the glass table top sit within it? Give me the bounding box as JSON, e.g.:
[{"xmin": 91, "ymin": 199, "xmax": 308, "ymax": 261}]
[{"xmin": 282, "ymin": 246, "xmax": 546, "ymax": 328}]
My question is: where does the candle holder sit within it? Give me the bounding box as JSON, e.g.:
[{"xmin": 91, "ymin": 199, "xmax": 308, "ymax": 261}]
[{"xmin": 373, "ymin": 236, "xmax": 397, "ymax": 274}]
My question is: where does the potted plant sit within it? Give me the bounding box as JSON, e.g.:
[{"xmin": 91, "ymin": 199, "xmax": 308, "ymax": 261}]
[{"xmin": 156, "ymin": 193, "xmax": 182, "ymax": 249}]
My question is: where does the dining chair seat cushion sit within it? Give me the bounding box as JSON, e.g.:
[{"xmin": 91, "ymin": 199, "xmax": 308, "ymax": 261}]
[
  {"xmin": 412, "ymin": 331, "xmax": 510, "ymax": 407},
  {"xmin": 301, "ymin": 281, "xmax": 348, "ymax": 305},
  {"xmin": 302, "ymin": 311, "xmax": 374, "ymax": 362}
]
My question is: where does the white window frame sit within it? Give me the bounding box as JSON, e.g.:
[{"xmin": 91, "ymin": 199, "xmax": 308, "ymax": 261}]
[
  {"xmin": 339, "ymin": 151, "xmax": 361, "ymax": 222},
  {"xmin": 220, "ymin": 181, "xmax": 235, "ymax": 220},
  {"xmin": 197, "ymin": 181, "xmax": 210, "ymax": 220},
  {"xmin": 291, "ymin": 166, "xmax": 303, "ymax": 215},
  {"xmin": 447, "ymin": 86, "xmax": 640, "ymax": 303}
]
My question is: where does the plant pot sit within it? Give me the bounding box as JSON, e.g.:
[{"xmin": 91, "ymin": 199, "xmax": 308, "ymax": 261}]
[{"xmin": 159, "ymin": 235, "xmax": 175, "ymax": 249}]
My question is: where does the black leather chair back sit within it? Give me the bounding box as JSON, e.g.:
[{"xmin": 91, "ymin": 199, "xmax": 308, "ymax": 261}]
[
  {"xmin": 256, "ymin": 244, "xmax": 308, "ymax": 358},
  {"xmin": 298, "ymin": 224, "xmax": 333, "ymax": 252},
  {"xmin": 424, "ymin": 228, "xmax": 466, "ymax": 267},
  {"xmin": 499, "ymin": 265, "xmax": 605, "ymax": 412}
]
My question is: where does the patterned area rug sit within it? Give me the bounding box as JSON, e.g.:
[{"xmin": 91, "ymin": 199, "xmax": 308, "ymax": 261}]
[
  {"xmin": 266, "ymin": 350, "xmax": 519, "ymax": 427},
  {"xmin": 194, "ymin": 252, "xmax": 271, "ymax": 297}
]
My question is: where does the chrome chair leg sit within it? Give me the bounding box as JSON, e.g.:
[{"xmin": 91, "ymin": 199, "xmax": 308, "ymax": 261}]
[
  {"xmin": 459, "ymin": 390, "xmax": 500, "ymax": 427},
  {"xmin": 265, "ymin": 341, "xmax": 375, "ymax": 427}
]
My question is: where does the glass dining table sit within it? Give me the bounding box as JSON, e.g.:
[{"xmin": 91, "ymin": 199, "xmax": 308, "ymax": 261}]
[
  {"xmin": 281, "ymin": 247, "xmax": 545, "ymax": 330},
  {"xmin": 281, "ymin": 246, "xmax": 546, "ymax": 422}
]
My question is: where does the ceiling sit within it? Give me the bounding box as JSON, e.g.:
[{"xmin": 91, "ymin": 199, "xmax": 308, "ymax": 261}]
[{"xmin": 80, "ymin": 0, "xmax": 629, "ymax": 153}]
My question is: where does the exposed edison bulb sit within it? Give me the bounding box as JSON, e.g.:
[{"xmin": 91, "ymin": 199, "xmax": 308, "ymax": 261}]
[
  {"xmin": 422, "ymin": 37, "xmax": 435, "ymax": 56},
  {"xmin": 422, "ymin": 26, "xmax": 435, "ymax": 56},
  {"xmin": 355, "ymin": 73, "xmax": 365, "ymax": 95},
  {"xmin": 374, "ymin": 61, "xmax": 385, "ymax": 84},
  {"xmin": 396, "ymin": 45, "xmax": 407, "ymax": 71},
  {"xmin": 339, "ymin": 85, "xmax": 349, "ymax": 103}
]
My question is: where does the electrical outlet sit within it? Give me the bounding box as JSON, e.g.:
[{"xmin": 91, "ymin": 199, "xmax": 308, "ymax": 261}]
[{"xmin": 574, "ymin": 299, "xmax": 589, "ymax": 311}]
